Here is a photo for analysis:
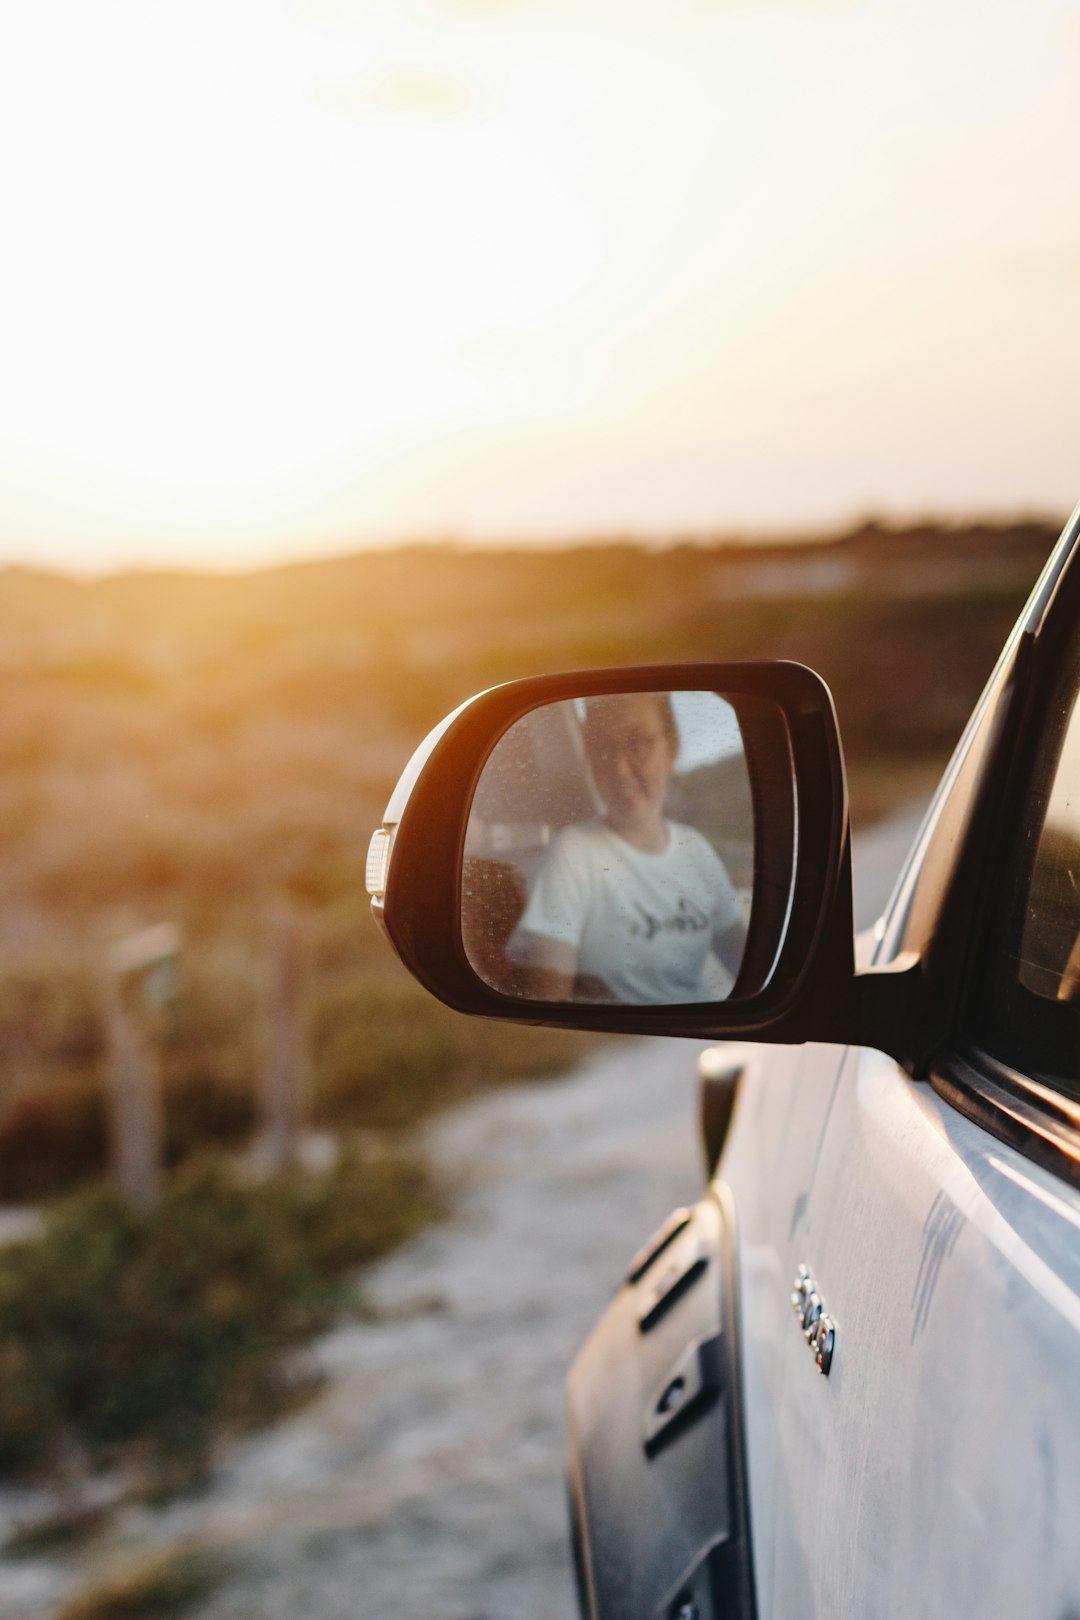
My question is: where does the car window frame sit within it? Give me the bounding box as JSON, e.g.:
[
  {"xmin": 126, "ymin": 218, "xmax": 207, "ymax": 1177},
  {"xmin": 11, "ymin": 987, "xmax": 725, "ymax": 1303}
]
[
  {"xmin": 923, "ymin": 517, "xmax": 1080, "ymax": 1190},
  {"xmin": 976, "ymin": 615, "xmax": 1080, "ymax": 1089}
]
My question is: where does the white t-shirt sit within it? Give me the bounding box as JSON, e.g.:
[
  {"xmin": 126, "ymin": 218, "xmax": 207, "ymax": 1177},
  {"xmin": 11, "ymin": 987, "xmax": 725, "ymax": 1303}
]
[{"xmin": 511, "ymin": 818, "xmax": 745, "ymax": 1004}]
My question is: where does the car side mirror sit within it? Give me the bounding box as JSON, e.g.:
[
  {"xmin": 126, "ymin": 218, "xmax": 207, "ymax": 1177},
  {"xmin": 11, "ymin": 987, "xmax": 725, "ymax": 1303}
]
[{"xmin": 366, "ymin": 662, "xmax": 915, "ymax": 1047}]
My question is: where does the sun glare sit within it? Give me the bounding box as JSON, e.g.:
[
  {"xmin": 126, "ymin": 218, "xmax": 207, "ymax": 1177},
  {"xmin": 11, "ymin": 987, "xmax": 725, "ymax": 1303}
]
[{"xmin": 0, "ymin": 0, "xmax": 1077, "ymax": 568}]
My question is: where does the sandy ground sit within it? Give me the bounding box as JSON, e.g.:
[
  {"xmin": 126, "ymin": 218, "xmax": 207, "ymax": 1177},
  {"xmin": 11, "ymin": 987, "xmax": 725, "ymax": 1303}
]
[{"xmin": 0, "ymin": 799, "xmax": 929, "ymax": 1620}]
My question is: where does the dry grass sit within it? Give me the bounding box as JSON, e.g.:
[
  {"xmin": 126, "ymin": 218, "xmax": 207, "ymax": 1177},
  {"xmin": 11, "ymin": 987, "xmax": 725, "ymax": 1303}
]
[{"xmin": 55, "ymin": 1548, "xmax": 218, "ymax": 1620}]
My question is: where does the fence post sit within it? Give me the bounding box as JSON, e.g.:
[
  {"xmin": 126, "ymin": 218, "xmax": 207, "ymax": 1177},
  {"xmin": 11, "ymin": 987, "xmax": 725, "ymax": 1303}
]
[
  {"xmin": 100, "ymin": 923, "xmax": 180, "ymax": 1211},
  {"xmin": 258, "ymin": 902, "xmax": 308, "ymax": 1172}
]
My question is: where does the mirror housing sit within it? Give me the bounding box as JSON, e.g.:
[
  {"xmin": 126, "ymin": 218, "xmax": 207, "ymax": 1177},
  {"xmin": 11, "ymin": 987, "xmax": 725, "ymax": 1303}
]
[{"xmin": 368, "ymin": 662, "xmax": 924, "ymax": 1051}]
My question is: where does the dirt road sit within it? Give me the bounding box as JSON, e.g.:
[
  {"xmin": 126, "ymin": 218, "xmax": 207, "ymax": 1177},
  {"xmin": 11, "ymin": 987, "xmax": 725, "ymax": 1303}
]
[{"xmin": 0, "ymin": 800, "xmax": 927, "ymax": 1620}]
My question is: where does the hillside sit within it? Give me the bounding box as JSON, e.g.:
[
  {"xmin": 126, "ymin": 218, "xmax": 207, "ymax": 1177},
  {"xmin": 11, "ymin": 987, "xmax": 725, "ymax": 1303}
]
[{"xmin": 0, "ymin": 518, "xmax": 1061, "ymax": 1195}]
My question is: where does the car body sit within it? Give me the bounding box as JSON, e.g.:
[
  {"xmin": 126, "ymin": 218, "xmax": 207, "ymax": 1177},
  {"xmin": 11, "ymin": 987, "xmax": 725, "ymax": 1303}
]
[{"xmin": 369, "ymin": 502, "xmax": 1080, "ymax": 1619}]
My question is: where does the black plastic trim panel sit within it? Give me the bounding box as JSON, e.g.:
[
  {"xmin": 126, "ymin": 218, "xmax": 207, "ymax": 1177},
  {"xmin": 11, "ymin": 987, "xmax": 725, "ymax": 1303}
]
[
  {"xmin": 565, "ymin": 1185, "xmax": 757, "ymax": 1620},
  {"xmin": 930, "ymin": 1047, "xmax": 1080, "ymax": 1192}
]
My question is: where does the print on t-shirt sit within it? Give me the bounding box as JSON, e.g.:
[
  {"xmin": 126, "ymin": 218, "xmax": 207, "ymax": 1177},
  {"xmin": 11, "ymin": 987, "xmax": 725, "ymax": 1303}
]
[{"xmin": 511, "ymin": 818, "xmax": 745, "ymax": 1004}]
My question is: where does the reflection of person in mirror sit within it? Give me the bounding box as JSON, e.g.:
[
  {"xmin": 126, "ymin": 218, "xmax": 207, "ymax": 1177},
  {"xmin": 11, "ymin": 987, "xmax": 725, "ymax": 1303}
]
[{"xmin": 509, "ymin": 692, "xmax": 746, "ymax": 1004}]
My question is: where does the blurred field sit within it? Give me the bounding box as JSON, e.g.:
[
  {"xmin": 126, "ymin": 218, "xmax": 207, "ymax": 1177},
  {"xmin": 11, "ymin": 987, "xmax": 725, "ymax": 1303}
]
[
  {"xmin": 0, "ymin": 517, "xmax": 1060, "ymax": 1501},
  {"xmin": 0, "ymin": 518, "xmax": 1057, "ymax": 1198}
]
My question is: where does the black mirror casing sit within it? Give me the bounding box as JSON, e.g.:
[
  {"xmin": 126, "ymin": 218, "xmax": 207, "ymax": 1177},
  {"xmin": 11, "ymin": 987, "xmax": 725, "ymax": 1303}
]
[{"xmin": 371, "ymin": 662, "xmax": 899, "ymax": 1047}]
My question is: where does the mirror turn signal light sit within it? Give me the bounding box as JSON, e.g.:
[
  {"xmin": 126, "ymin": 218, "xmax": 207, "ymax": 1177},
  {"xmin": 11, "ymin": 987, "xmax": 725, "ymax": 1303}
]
[{"xmin": 365, "ymin": 827, "xmax": 393, "ymax": 899}]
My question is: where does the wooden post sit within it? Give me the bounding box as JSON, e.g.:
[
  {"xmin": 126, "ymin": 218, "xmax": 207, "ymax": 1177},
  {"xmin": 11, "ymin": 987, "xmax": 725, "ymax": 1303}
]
[
  {"xmin": 258, "ymin": 902, "xmax": 308, "ymax": 1172},
  {"xmin": 100, "ymin": 923, "xmax": 180, "ymax": 1210}
]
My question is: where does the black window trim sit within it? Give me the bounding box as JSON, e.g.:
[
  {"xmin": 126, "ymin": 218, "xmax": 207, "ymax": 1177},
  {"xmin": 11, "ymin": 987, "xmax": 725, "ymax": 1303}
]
[
  {"xmin": 931, "ymin": 1046, "xmax": 1080, "ymax": 1192},
  {"xmin": 917, "ymin": 515, "xmax": 1080, "ymax": 1183}
]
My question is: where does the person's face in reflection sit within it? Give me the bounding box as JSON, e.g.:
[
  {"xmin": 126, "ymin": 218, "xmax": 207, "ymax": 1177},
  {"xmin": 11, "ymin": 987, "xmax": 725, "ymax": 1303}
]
[{"xmin": 584, "ymin": 693, "xmax": 678, "ymax": 852}]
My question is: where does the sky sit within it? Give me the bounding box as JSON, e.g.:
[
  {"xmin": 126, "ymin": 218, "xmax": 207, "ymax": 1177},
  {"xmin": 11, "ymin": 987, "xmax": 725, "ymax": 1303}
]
[{"xmin": 1, "ymin": 0, "xmax": 1078, "ymax": 573}]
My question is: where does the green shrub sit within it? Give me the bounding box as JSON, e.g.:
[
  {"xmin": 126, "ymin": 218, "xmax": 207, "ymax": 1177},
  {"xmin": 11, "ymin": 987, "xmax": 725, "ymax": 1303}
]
[{"xmin": 0, "ymin": 1148, "xmax": 435, "ymax": 1477}]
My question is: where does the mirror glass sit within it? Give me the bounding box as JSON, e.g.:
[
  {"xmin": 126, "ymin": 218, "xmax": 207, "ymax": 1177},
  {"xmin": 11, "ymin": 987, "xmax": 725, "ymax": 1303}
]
[{"xmin": 462, "ymin": 690, "xmax": 759, "ymax": 1005}]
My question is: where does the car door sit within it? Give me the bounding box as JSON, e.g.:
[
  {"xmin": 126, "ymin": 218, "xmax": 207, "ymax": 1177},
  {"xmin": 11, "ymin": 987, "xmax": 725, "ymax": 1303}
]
[
  {"xmin": 714, "ymin": 1036, "xmax": 847, "ymax": 1616},
  {"xmin": 741, "ymin": 567, "xmax": 1080, "ymax": 1618}
]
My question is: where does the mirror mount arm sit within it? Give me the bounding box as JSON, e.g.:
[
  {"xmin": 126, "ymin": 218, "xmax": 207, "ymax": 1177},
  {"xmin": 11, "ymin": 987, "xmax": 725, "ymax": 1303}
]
[
  {"xmin": 808, "ymin": 828, "xmax": 928, "ymax": 1069},
  {"xmin": 746, "ymin": 953, "xmax": 925, "ymax": 1071},
  {"xmin": 763, "ymin": 824, "xmax": 927, "ymax": 1071},
  {"xmin": 846, "ymin": 952, "xmax": 925, "ymax": 1073}
]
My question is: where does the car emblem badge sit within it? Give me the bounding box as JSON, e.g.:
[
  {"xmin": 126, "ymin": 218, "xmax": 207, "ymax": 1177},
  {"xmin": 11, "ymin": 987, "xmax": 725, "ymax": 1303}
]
[{"xmin": 791, "ymin": 1264, "xmax": 836, "ymax": 1376}]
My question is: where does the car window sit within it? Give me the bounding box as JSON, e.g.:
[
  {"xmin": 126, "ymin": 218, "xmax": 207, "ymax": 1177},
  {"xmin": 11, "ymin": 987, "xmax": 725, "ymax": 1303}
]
[
  {"xmin": 1019, "ymin": 687, "xmax": 1080, "ymax": 1003},
  {"xmin": 980, "ymin": 625, "xmax": 1080, "ymax": 1091}
]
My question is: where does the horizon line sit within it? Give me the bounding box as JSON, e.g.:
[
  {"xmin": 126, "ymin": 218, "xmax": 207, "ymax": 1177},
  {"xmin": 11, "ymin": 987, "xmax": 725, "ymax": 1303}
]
[{"xmin": 0, "ymin": 507, "xmax": 1065, "ymax": 586}]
